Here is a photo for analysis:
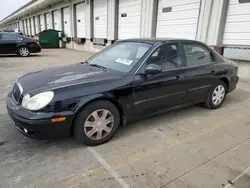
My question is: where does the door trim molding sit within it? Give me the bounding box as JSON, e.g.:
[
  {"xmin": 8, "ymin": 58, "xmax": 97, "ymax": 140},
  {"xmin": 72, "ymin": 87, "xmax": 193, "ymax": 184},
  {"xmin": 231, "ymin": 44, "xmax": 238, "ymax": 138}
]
[{"xmin": 134, "ymin": 91, "xmax": 185, "ymax": 106}]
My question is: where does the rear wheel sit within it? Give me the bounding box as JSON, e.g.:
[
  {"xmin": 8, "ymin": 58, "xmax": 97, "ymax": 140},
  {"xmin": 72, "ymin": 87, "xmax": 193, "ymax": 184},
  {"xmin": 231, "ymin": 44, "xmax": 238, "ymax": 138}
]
[
  {"xmin": 204, "ymin": 81, "xmax": 227, "ymax": 109},
  {"xmin": 18, "ymin": 46, "xmax": 30, "ymax": 57},
  {"xmin": 74, "ymin": 100, "xmax": 120, "ymax": 146}
]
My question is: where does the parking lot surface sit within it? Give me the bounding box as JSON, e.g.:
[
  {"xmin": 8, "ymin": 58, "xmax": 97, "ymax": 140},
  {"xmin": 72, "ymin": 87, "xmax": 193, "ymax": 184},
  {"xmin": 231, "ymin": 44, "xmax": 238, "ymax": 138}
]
[{"xmin": 1, "ymin": 49, "xmax": 250, "ymax": 188}]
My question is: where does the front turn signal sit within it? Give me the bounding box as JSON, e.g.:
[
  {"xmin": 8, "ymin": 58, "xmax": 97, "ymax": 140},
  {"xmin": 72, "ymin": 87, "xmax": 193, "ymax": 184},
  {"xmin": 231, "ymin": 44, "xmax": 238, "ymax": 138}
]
[{"xmin": 51, "ymin": 117, "xmax": 66, "ymax": 123}]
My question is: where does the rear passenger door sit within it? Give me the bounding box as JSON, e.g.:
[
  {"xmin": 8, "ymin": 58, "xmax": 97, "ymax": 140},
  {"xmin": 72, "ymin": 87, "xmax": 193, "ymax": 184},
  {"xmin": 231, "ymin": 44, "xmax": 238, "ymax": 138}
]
[
  {"xmin": 180, "ymin": 42, "xmax": 218, "ymax": 103},
  {"xmin": 0, "ymin": 33, "xmax": 19, "ymax": 54}
]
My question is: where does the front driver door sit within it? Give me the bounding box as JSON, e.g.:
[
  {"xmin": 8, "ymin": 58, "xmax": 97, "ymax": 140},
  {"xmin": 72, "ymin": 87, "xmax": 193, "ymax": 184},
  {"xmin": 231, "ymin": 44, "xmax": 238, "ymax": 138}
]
[{"xmin": 132, "ymin": 43, "xmax": 187, "ymax": 117}]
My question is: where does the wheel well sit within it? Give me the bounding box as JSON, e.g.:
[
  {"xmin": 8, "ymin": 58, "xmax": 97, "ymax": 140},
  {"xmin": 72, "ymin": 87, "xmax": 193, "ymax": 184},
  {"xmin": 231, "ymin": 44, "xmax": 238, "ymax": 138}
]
[
  {"xmin": 70, "ymin": 98, "xmax": 125, "ymax": 135},
  {"xmin": 220, "ymin": 77, "xmax": 229, "ymax": 93},
  {"xmin": 18, "ymin": 45, "xmax": 29, "ymax": 51}
]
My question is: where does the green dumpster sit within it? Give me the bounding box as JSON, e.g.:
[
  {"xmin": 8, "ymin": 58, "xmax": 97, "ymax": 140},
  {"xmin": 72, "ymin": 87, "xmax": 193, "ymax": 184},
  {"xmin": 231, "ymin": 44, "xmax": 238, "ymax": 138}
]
[{"xmin": 38, "ymin": 29, "xmax": 61, "ymax": 48}]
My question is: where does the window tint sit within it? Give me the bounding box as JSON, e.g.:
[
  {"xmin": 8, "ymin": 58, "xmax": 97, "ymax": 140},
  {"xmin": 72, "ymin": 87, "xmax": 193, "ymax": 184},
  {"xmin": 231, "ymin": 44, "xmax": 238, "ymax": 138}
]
[
  {"xmin": 147, "ymin": 44, "xmax": 182, "ymax": 70},
  {"xmin": 183, "ymin": 44, "xmax": 213, "ymax": 67},
  {"xmin": 1, "ymin": 33, "xmax": 17, "ymax": 40}
]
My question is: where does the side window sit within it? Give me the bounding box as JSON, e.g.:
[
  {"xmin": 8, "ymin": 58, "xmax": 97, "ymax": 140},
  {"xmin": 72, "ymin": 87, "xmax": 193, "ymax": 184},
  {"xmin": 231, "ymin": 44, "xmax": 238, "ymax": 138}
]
[
  {"xmin": 146, "ymin": 43, "xmax": 182, "ymax": 70},
  {"xmin": 2, "ymin": 33, "xmax": 17, "ymax": 40},
  {"xmin": 183, "ymin": 44, "xmax": 213, "ymax": 67},
  {"xmin": 0, "ymin": 34, "xmax": 2, "ymax": 40}
]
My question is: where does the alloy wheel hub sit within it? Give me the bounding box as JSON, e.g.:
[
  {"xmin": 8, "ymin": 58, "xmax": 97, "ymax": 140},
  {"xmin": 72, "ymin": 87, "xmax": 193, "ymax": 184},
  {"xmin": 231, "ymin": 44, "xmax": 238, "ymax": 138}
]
[
  {"xmin": 212, "ymin": 85, "xmax": 225, "ymax": 105},
  {"xmin": 84, "ymin": 109, "xmax": 114, "ymax": 140}
]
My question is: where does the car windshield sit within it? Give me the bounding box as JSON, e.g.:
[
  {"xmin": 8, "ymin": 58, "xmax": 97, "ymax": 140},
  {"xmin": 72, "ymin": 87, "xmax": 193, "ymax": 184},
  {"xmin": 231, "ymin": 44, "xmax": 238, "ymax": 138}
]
[{"xmin": 88, "ymin": 42, "xmax": 152, "ymax": 73}]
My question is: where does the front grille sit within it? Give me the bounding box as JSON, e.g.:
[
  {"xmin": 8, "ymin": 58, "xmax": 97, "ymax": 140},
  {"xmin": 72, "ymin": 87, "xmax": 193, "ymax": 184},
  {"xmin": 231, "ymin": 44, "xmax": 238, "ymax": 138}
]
[{"xmin": 12, "ymin": 83, "xmax": 22, "ymax": 104}]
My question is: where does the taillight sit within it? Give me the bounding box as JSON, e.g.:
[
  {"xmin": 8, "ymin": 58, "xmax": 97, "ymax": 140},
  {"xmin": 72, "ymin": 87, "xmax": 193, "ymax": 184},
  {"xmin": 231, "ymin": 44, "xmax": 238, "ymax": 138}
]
[{"xmin": 34, "ymin": 40, "xmax": 39, "ymax": 44}]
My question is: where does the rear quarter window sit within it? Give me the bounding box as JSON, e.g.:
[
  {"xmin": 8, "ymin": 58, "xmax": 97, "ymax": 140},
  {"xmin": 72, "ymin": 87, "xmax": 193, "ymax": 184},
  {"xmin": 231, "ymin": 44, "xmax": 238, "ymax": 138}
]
[{"xmin": 2, "ymin": 33, "xmax": 18, "ymax": 40}]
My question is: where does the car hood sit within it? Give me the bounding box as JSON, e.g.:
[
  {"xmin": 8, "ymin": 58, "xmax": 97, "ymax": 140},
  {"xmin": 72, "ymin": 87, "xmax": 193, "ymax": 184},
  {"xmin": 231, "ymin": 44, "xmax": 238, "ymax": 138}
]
[{"xmin": 18, "ymin": 63, "xmax": 121, "ymax": 93}]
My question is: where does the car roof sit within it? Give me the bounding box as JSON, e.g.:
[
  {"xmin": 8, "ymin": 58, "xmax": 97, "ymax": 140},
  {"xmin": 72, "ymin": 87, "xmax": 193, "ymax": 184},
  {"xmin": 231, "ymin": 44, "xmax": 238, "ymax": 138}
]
[
  {"xmin": 119, "ymin": 38, "xmax": 199, "ymax": 44},
  {"xmin": 0, "ymin": 32, "xmax": 16, "ymax": 34},
  {"xmin": 3, "ymin": 29, "xmax": 15, "ymax": 31}
]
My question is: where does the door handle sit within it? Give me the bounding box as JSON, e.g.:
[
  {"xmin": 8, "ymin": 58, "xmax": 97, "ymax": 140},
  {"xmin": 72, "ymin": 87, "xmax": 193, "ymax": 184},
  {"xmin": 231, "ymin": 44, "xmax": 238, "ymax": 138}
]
[{"xmin": 175, "ymin": 75, "xmax": 184, "ymax": 80}]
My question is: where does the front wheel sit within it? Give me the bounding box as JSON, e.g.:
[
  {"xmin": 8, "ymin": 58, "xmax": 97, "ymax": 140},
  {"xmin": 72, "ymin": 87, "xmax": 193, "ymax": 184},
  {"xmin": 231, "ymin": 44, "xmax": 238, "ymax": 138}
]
[
  {"xmin": 18, "ymin": 46, "xmax": 30, "ymax": 57},
  {"xmin": 74, "ymin": 100, "xmax": 120, "ymax": 146},
  {"xmin": 204, "ymin": 81, "xmax": 227, "ymax": 109}
]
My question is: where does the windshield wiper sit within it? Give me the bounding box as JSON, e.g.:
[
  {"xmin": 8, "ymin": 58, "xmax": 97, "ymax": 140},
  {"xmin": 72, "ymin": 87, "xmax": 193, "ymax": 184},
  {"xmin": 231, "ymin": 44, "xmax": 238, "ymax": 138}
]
[{"xmin": 89, "ymin": 64, "xmax": 107, "ymax": 71}]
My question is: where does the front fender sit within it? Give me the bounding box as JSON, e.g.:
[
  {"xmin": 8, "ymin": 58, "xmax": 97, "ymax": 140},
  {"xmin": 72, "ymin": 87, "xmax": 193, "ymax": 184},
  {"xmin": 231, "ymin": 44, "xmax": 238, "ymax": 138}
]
[{"xmin": 73, "ymin": 93, "xmax": 118, "ymax": 114}]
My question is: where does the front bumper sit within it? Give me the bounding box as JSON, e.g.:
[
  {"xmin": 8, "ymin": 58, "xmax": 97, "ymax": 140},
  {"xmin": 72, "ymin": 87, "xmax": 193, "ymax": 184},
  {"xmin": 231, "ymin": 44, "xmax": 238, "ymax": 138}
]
[{"xmin": 6, "ymin": 93, "xmax": 75, "ymax": 140}]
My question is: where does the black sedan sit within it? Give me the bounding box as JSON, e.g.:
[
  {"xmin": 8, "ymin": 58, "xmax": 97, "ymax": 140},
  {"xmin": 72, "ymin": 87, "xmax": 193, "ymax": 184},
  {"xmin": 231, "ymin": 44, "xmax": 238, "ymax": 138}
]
[
  {"xmin": 6, "ymin": 38, "xmax": 239, "ymax": 145},
  {"xmin": 0, "ymin": 32, "xmax": 41, "ymax": 57}
]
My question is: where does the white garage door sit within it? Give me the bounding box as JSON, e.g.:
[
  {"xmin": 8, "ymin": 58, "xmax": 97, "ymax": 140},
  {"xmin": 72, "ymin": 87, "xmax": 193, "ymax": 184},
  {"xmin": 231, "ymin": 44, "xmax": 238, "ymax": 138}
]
[
  {"xmin": 40, "ymin": 15, "xmax": 46, "ymax": 31},
  {"xmin": 93, "ymin": 0, "xmax": 108, "ymax": 39},
  {"xmin": 19, "ymin": 21, "xmax": 24, "ymax": 32},
  {"xmin": 156, "ymin": 0, "xmax": 201, "ymax": 39},
  {"xmin": 26, "ymin": 19, "xmax": 30, "ymax": 36},
  {"xmin": 35, "ymin": 16, "xmax": 39, "ymax": 34},
  {"xmin": 45, "ymin": 12, "xmax": 52, "ymax": 29},
  {"xmin": 118, "ymin": 0, "xmax": 142, "ymax": 39},
  {"xmin": 23, "ymin": 20, "xmax": 27, "ymax": 35},
  {"xmin": 223, "ymin": 0, "xmax": 250, "ymax": 45},
  {"xmin": 30, "ymin": 17, "xmax": 35, "ymax": 36},
  {"xmin": 53, "ymin": 10, "xmax": 62, "ymax": 31},
  {"xmin": 75, "ymin": 3, "xmax": 86, "ymax": 38},
  {"xmin": 63, "ymin": 7, "xmax": 71, "ymax": 37}
]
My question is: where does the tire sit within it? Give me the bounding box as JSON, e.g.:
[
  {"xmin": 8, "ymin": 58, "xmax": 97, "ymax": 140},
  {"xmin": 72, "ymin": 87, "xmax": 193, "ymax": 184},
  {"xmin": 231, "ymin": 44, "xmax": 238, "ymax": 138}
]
[
  {"xmin": 18, "ymin": 46, "xmax": 30, "ymax": 57},
  {"xmin": 204, "ymin": 80, "xmax": 227, "ymax": 109},
  {"xmin": 74, "ymin": 100, "xmax": 120, "ymax": 146}
]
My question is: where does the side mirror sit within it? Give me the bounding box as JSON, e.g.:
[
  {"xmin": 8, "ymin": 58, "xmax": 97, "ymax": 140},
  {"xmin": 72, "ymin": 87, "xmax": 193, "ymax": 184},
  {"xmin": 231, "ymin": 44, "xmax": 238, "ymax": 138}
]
[{"xmin": 145, "ymin": 64, "xmax": 162, "ymax": 75}]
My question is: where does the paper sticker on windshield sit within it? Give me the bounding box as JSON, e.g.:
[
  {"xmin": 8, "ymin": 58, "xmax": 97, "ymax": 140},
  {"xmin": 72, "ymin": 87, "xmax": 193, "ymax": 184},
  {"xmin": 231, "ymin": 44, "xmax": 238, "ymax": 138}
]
[{"xmin": 115, "ymin": 58, "xmax": 133, "ymax": 65}]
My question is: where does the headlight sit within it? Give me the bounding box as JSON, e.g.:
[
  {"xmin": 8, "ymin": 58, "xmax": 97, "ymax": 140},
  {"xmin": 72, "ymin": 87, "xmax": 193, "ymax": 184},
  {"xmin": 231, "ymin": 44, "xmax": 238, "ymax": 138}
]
[{"xmin": 22, "ymin": 91, "xmax": 54, "ymax": 111}]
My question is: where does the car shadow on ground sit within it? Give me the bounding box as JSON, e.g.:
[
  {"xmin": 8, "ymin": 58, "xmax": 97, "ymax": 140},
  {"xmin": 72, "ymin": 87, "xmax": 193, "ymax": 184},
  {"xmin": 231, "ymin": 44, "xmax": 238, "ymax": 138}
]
[
  {"xmin": 224, "ymin": 88, "xmax": 250, "ymax": 105},
  {"xmin": 116, "ymin": 88, "xmax": 250, "ymax": 141},
  {"xmin": 115, "ymin": 105, "xmax": 204, "ymax": 141}
]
